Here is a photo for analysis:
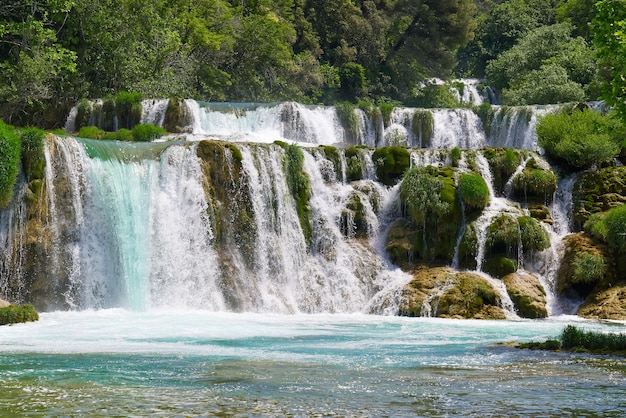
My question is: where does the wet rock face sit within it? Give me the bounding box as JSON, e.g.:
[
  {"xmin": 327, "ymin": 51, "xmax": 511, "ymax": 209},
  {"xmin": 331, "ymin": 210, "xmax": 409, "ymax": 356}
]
[
  {"xmin": 502, "ymin": 271, "xmax": 548, "ymax": 319},
  {"xmin": 398, "ymin": 267, "xmax": 506, "ymax": 319},
  {"xmin": 576, "ymin": 284, "xmax": 626, "ymax": 320}
]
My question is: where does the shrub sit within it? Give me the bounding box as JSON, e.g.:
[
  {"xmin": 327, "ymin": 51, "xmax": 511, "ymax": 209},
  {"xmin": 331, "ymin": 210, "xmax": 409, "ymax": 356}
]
[
  {"xmin": 378, "ymin": 102, "xmax": 395, "ymax": 126},
  {"xmin": 335, "ymin": 102, "xmax": 359, "ymax": 138},
  {"xmin": 0, "ymin": 304, "xmax": 39, "ymax": 325},
  {"xmin": 512, "ymin": 160, "xmax": 558, "ymax": 203},
  {"xmin": 20, "ymin": 127, "xmax": 46, "ymax": 182},
  {"xmin": 0, "ymin": 121, "xmax": 21, "ymax": 207},
  {"xmin": 450, "ymin": 146, "xmax": 462, "ymax": 167},
  {"xmin": 458, "ymin": 172, "xmax": 489, "ymax": 210},
  {"xmin": 487, "ymin": 215, "xmax": 520, "ymax": 254},
  {"xmin": 345, "ymin": 147, "xmax": 364, "ymax": 181},
  {"xmin": 131, "ymin": 124, "xmax": 167, "ymax": 142},
  {"xmin": 537, "ymin": 108, "xmax": 621, "ymax": 169},
  {"xmin": 78, "ymin": 126, "xmax": 103, "ymax": 139},
  {"xmin": 604, "ymin": 204, "xmax": 626, "ymax": 253},
  {"xmin": 339, "ymin": 62, "xmax": 366, "ymax": 101}
]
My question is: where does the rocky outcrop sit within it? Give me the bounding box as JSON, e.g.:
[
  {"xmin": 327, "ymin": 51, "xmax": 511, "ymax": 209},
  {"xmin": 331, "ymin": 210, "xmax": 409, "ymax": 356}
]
[
  {"xmin": 502, "ymin": 271, "xmax": 548, "ymax": 319},
  {"xmin": 573, "ymin": 166, "xmax": 626, "ymax": 226},
  {"xmin": 576, "ymin": 283, "xmax": 626, "ymax": 320},
  {"xmin": 399, "ymin": 267, "xmax": 506, "ymax": 319}
]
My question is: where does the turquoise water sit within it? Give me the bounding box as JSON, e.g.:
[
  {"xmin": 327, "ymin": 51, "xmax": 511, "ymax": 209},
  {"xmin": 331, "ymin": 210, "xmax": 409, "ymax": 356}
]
[{"xmin": 1, "ymin": 311, "xmax": 626, "ymax": 416}]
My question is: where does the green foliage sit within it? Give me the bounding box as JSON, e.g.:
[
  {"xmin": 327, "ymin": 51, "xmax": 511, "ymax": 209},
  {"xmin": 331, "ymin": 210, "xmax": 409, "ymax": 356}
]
[
  {"xmin": 0, "ymin": 121, "xmax": 21, "ymax": 207},
  {"xmin": 372, "ymin": 146, "xmax": 410, "ymax": 186},
  {"xmin": 283, "ymin": 144, "xmax": 312, "ymax": 243},
  {"xmin": 604, "ymin": 204, "xmax": 626, "ymax": 254},
  {"xmin": 78, "ymin": 126, "xmax": 103, "ymax": 139},
  {"xmin": 400, "ymin": 166, "xmax": 450, "ymax": 225},
  {"xmin": 486, "ymin": 22, "xmax": 596, "ymax": 105},
  {"xmin": 131, "ymin": 124, "xmax": 167, "ymax": 142},
  {"xmin": 571, "ymin": 251, "xmax": 607, "ymax": 284},
  {"xmin": 458, "ymin": 172, "xmax": 489, "ymax": 210},
  {"xmin": 75, "ymin": 99, "xmax": 93, "ymax": 132},
  {"xmin": 450, "ymin": 147, "xmax": 462, "ymax": 167},
  {"xmin": 344, "ymin": 147, "xmax": 364, "ymax": 181},
  {"xmin": 537, "ymin": 108, "xmax": 622, "ymax": 168},
  {"xmin": 518, "ymin": 216, "xmax": 551, "ymax": 252},
  {"xmin": 593, "ymin": 0, "xmax": 626, "ymax": 124},
  {"xmin": 20, "ymin": 127, "xmax": 46, "ymax": 182},
  {"xmin": 0, "ymin": 304, "xmax": 39, "ymax": 325},
  {"xmin": 476, "ymin": 103, "xmax": 495, "ymax": 134},
  {"xmin": 561, "ymin": 325, "xmax": 626, "ymax": 353},
  {"xmin": 412, "ymin": 80, "xmax": 460, "ymax": 108},
  {"xmin": 484, "ymin": 147, "xmax": 521, "ymax": 194},
  {"xmin": 339, "ymin": 63, "xmax": 366, "ymax": 101},
  {"xmin": 584, "ymin": 212, "xmax": 609, "ymax": 242},
  {"xmin": 378, "ymin": 103, "xmax": 395, "ymax": 126},
  {"xmin": 487, "ymin": 215, "xmax": 520, "ymax": 254}
]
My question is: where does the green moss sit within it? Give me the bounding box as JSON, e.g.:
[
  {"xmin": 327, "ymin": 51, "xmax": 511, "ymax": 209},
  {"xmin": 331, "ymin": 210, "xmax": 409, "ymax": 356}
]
[
  {"xmin": 344, "ymin": 146, "xmax": 364, "ymax": 181},
  {"xmin": 573, "ymin": 167, "xmax": 626, "ymax": 225},
  {"xmin": 20, "ymin": 127, "xmax": 46, "ymax": 182},
  {"xmin": 0, "ymin": 121, "xmax": 21, "ymax": 207},
  {"xmin": 372, "ymin": 146, "xmax": 410, "ymax": 185},
  {"xmin": 379, "ymin": 103, "xmax": 394, "ymax": 126},
  {"xmin": 0, "ymin": 304, "xmax": 39, "ymax": 325},
  {"xmin": 487, "ymin": 215, "xmax": 520, "ymax": 255},
  {"xmin": 604, "ymin": 204, "xmax": 626, "ymax": 254},
  {"xmin": 437, "ymin": 274, "xmax": 503, "ymax": 319},
  {"xmin": 483, "ymin": 256, "xmax": 517, "ymax": 279},
  {"xmin": 340, "ymin": 192, "xmax": 369, "ymax": 239},
  {"xmin": 284, "ymin": 144, "xmax": 312, "ymax": 244},
  {"xmin": 458, "ymin": 172, "xmax": 489, "ymax": 211},
  {"xmin": 512, "ymin": 159, "xmax": 558, "ymax": 204},
  {"xmin": 484, "ymin": 148, "xmax": 521, "ymax": 194},
  {"xmin": 450, "ymin": 147, "xmax": 462, "ymax": 167},
  {"xmin": 114, "ymin": 91, "xmax": 143, "ymax": 129},
  {"xmin": 518, "ymin": 216, "xmax": 551, "ymax": 252},
  {"xmin": 476, "ymin": 103, "xmax": 495, "ymax": 135},
  {"xmin": 321, "ymin": 145, "xmax": 341, "ymax": 175},
  {"xmin": 225, "ymin": 143, "xmax": 243, "ymax": 163},
  {"xmin": 78, "ymin": 126, "xmax": 103, "ymax": 139},
  {"xmin": 335, "ymin": 102, "xmax": 359, "ymax": 139},
  {"xmin": 411, "ymin": 110, "xmax": 434, "ymax": 146}
]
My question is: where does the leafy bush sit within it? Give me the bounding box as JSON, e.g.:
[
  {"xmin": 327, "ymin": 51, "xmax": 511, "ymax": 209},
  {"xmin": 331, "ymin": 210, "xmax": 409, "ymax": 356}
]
[
  {"xmin": 501, "ymin": 63, "xmax": 585, "ymax": 105},
  {"xmin": 400, "ymin": 166, "xmax": 449, "ymax": 224},
  {"xmin": 458, "ymin": 172, "xmax": 489, "ymax": 211},
  {"xmin": 537, "ymin": 108, "xmax": 621, "ymax": 168},
  {"xmin": 0, "ymin": 304, "xmax": 39, "ymax": 325},
  {"xmin": 20, "ymin": 127, "xmax": 46, "ymax": 182},
  {"xmin": 604, "ymin": 204, "xmax": 626, "ymax": 253},
  {"xmin": 339, "ymin": 62, "xmax": 366, "ymax": 101},
  {"xmin": 0, "ymin": 121, "xmax": 21, "ymax": 207},
  {"xmin": 131, "ymin": 124, "xmax": 167, "ymax": 142}
]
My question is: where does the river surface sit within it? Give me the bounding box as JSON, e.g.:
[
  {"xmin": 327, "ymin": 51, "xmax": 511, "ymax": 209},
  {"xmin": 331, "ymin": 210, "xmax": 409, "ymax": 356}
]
[{"xmin": 1, "ymin": 311, "xmax": 625, "ymax": 416}]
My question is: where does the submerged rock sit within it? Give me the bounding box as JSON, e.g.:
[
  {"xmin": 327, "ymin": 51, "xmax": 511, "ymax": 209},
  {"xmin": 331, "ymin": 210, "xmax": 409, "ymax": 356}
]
[{"xmin": 399, "ymin": 267, "xmax": 506, "ymax": 319}]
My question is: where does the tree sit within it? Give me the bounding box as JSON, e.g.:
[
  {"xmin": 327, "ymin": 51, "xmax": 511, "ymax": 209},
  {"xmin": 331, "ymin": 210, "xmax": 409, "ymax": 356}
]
[{"xmin": 593, "ymin": 0, "xmax": 626, "ymax": 124}]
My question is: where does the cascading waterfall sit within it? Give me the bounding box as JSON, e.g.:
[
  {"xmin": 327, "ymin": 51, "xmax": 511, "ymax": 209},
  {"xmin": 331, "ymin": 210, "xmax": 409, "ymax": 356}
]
[{"xmin": 0, "ymin": 175, "xmax": 27, "ymax": 302}]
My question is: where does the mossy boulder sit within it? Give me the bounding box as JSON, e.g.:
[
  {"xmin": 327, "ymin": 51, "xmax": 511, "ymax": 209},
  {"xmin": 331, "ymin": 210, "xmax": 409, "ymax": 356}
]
[
  {"xmin": 340, "ymin": 191, "xmax": 369, "ymax": 239},
  {"xmin": 372, "ymin": 146, "xmax": 410, "ymax": 185},
  {"xmin": 557, "ymin": 232, "xmax": 616, "ymax": 299},
  {"xmin": 486, "ymin": 214, "xmax": 520, "ymax": 256},
  {"xmin": 163, "ymin": 98, "xmax": 193, "ymax": 133},
  {"xmin": 398, "ymin": 267, "xmax": 506, "ymax": 319},
  {"xmin": 483, "ymin": 148, "xmax": 523, "ymax": 195},
  {"xmin": 502, "ymin": 271, "xmax": 548, "ymax": 318},
  {"xmin": 573, "ymin": 166, "xmax": 626, "ymax": 226},
  {"xmin": 511, "ymin": 158, "xmax": 558, "ymax": 205},
  {"xmin": 458, "ymin": 172, "xmax": 490, "ymax": 213},
  {"xmin": 395, "ymin": 166, "xmax": 463, "ymax": 265},
  {"xmin": 529, "ymin": 205, "xmax": 553, "ymax": 225},
  {"xmin": 483, "ymin": 256, "xmax": 518, "ymax": 279},
  {"xmin": 385, "ymin": 219, "xmax": 421, "ymax": 270},
  {"xmin": 345, "ymin": 146, "xmax": 366, "ymax": 181},
  {"xmin": 518, "ymin": 216, "xmax": 551, "ymax": 252}
]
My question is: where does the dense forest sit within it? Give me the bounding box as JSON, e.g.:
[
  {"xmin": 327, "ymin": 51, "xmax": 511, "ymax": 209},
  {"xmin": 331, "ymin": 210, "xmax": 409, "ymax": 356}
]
[{"xmin": 1, "ymin": 0, "xmax": 625, "ymax": 128}]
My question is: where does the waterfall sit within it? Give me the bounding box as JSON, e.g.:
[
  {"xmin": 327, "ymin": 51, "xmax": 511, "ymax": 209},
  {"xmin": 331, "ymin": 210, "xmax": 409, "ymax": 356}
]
[
  {"xmin": 487, "ymin": 105, "xmax": 559, "ymax": 150},
  {"xmin": 0, "ymin": 175, "xmax": 28, "ymax": 303},
  {"xmin": 430, "ymin": 109, "xmax": 486, "ymax": 149},
  {"xmin": 141, "ymin": 99, "xmax": 169, "ymax": 126}
]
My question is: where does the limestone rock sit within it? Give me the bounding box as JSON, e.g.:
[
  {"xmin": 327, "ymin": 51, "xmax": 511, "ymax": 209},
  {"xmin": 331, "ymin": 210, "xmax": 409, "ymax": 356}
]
[
  {"xmin": 577, "ymin": 282, "xmax": 626, "ymax": 320},
  {"xmin": 502, "ymin": 271, "xmax": 548, "ymax": 319}
]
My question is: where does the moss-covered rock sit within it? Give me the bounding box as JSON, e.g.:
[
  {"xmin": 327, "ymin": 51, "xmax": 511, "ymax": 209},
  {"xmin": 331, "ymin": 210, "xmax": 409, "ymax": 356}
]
[
  {"xmin": 394, "ymin": 166, "xmax": 463, "ymax": 265},
  {"xmin": 483, "ymin": 148, "xmax": 523, "ymax": 195},
  {"xmin": 458, "ymin": 171, "xmax": 489, "ymax": 213},
  {"xmin": 372, "ymin": 146, "xmax": 410, "ymax": 186},
  {"xmin": 345, "ymin": 146, "xmax": 366, "ymax": 181},
  {"xmin": 486, "ymin": 214, "xmax": 520, "ymax": 255},
  {"xmin": 557, "ymin": 233, "xmax": 616, "ymax": 299},
  {"xmin": 385, "ymin": 219, "xmax": 421, "ymax": 270},
  {"xmin": 529, "ymin": 205, "xmax": 553, "ymax": 225},
  {"xmin": 512, "ymin": 158, "xmax": 558, "ymax": 205},
  {"xmin": 518, "ymin": 216, "xmax": 551, "ymax": 252},
  {"xmin": 483, "ymin": 256, "xmax": 517, "ymax": 279},
  {"xmin": 502, "ymin": 271, "xmax": 548, "ymax": 319},
  {"xmin": 411, "ymin": 110, "xmax": 434, "ymax": 147},
  {"xmin": 398, "ymin": 267, "xmax": 506, "ymax": 319},
  {"xmin": 163, "ymin": 98, "xmax": 193, "ymax": 133},
  {"xmin": 340, "ymin": 192, "xmax": 369, "ymax": 239},
  {"xmin": 573, "ymin": 166, "xmax": 626, "ymax": 226}
]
